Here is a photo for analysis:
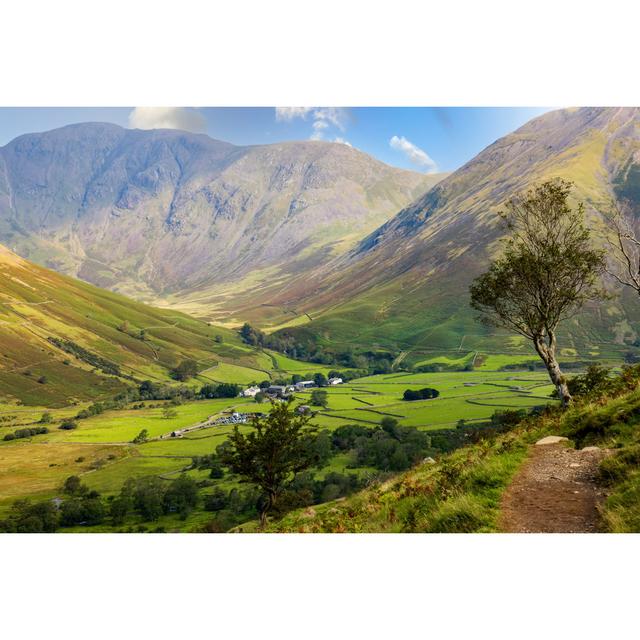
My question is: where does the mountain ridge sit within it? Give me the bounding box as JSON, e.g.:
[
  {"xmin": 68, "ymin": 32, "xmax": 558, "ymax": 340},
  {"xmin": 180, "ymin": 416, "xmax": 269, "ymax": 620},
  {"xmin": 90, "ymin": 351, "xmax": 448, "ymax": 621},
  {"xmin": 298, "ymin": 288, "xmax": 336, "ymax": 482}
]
[{"xmin": 0, "ymin": 122, "xmax": 440, "ymax": 306}]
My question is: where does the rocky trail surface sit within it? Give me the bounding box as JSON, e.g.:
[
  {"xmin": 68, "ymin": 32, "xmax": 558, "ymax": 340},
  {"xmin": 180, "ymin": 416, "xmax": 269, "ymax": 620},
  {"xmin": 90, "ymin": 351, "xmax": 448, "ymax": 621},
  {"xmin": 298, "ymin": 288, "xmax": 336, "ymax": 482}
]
[{"xmin": 499, "ymin": 437, "xmax": 610, "ymax": 533}]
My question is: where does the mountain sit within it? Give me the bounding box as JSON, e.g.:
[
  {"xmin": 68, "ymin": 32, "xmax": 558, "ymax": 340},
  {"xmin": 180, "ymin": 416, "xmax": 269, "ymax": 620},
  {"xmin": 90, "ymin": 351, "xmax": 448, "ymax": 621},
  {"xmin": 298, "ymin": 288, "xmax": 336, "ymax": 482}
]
[
  {"xmin": 270, "ymin": 107, "xmax": 640, "ymax": 360},
  {"xmin": 0, "ymin": 243, "xmax": 270, "ymax": 407},
  {"xmin": 0, "ymin": 123, "xmax": 440, "ymax": 315}
]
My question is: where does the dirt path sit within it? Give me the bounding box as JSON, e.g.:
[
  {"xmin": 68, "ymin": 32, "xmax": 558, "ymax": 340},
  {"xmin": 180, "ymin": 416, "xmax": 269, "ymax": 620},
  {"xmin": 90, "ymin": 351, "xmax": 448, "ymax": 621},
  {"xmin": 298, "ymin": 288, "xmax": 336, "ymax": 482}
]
[{"xmin": 499, "ymin": 439, "xmax": 610, "ymax": 533}]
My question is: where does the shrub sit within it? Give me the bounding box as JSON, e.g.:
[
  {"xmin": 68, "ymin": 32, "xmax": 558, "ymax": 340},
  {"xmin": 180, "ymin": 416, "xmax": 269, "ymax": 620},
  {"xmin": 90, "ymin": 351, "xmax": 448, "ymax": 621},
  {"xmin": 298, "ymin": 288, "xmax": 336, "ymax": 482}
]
[
  {"xmin": 172, "ymin": 359, "xmax": 198, "ymax": 381},
  {"xmin": 4, "ymin": 426, "xmax": 49, "ymax": 441},
  {"xmin": 59, "ymin": 419, "xmax": 78, "ymax": 430}
]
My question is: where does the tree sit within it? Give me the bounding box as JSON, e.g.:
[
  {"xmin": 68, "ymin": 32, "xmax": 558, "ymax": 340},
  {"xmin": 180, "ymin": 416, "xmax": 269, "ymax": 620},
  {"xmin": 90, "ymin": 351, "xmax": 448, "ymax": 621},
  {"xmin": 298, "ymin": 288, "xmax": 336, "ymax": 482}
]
[
  {"xmin": 470, "ymin": 179, "xmax": 604, "ymax": 407},
  {"xmin": 132, "ymin": 428, "xmax": 149, "ymax": 444},
  {"xmin": 604, "ymin": 199, "xmax": 640, "ymax": 297},
  {"xmin": 63, "ymin": 475, "xmax": 86, "ymax": 495},
  {"xmin": 163, "ymin": 474, "xmax": 198, "ymax": 517},
  {"xmin": 215, "ymin": 383, "xmax": 241, "ymax": 398},
  {"xmin": 162, "ymin": 407, "xmax": 178, "ymax": 420},
  {"xmin": 39, "ymin": 412, "xmax": 52, "ymax": 424},
  {"xmin": 172, "ymin": 359, "xmax": 198, "ymax": 381},
  {"xmin": 310, "ymin": 389, "xmax": 328, "ymax": 407},
  {"xmin": 219, "ymin": 400, "xmax": 317, "ymax": 528},
  {"xmin": 132, "ymin": 477, "xmax": 165, "ymax": 521},
  {"xmin": 59, "ymin": 419, "xmax": 78, "ymax": 430},
  {"xmin": 313, "ymin": 373, "xmax": 328, "ymax": 387},
  {"xmin": 403, "ymin": 388, "xmax": 439, "ymax": 401}
]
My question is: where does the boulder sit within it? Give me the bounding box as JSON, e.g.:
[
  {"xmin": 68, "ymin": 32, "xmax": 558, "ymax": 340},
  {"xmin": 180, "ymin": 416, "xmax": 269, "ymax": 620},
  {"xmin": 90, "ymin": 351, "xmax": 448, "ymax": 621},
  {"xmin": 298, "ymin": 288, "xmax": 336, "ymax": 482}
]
[{"xmin": 535, "ymin": 435, "xmax": 570, "ymax": 446}]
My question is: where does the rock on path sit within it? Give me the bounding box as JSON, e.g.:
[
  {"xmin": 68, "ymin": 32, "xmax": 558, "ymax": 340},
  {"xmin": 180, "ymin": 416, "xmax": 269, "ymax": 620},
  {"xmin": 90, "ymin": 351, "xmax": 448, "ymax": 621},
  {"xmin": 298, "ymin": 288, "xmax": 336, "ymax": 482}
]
[{"xmin": 499, "ymin": 441, "xmax": 610, "ymax": 533}]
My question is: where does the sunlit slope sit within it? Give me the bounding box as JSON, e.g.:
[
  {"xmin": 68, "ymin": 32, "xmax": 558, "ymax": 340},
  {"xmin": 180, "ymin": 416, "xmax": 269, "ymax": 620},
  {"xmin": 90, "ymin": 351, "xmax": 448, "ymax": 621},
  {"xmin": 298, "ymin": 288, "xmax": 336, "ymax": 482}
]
[
  {"xmin": 0, "ymin": 244, "xmax": 264, "ymax": 406},
  {"xmin": 271, "ymin": 107, "xmax": 640, "ymax": 356}
]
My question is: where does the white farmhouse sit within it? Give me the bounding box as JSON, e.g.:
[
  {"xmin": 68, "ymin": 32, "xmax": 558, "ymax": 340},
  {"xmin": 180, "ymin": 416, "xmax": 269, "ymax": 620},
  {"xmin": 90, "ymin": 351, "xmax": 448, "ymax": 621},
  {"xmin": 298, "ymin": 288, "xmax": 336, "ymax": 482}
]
[
  {"xmin": 241, "ymin": 386, "xmax": 261, "ymax": 398},
  {"xmin": 328, "ymin": 377, "xmax": 343, "ymax": 385}
]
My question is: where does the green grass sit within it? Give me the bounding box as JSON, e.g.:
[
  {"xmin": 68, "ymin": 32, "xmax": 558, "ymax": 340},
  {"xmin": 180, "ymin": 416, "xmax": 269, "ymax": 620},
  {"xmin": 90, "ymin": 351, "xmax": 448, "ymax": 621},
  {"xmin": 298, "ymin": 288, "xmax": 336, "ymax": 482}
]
[{"xmin": 198, "ymin": 362, "xmax": 269, "ymax": 385}]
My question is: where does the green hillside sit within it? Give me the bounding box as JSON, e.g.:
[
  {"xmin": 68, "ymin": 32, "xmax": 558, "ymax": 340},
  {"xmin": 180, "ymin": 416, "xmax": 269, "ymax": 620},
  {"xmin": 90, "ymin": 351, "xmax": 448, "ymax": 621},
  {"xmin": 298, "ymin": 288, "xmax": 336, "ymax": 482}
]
[
  {"xmin": 0, "ymin": 243, "xmax": 274, "ymax": 407},
  {"xmin": 268, "ymin": 108, "xmax": 640, "ymax": 361}
]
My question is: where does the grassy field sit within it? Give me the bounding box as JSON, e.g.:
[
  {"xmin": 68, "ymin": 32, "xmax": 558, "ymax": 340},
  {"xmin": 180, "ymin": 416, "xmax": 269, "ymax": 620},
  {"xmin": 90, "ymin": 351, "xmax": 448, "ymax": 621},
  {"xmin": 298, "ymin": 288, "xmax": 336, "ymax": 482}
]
[
  {"xmin": 0, "ymin": 365, "xmax": 560, "ymax": 521},
  {"xmin": 296, "ymin": 370, "xmax": 556, "ymax": 430}
]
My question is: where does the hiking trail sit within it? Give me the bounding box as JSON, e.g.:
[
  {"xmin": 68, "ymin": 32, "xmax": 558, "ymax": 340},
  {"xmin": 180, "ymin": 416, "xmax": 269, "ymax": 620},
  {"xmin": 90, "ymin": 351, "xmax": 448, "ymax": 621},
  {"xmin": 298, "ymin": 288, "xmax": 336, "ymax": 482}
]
[{"xmin": 499, "ymin": 437, "xmax": 610, "ymax": 533}]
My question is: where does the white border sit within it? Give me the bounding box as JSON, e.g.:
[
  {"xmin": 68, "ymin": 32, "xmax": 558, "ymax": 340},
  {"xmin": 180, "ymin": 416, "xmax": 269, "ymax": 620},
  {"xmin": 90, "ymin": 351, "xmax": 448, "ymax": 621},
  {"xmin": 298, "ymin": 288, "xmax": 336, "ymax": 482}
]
[{"xmin": 1, "ymin": 1, "xmax": 639, "ymax": 638}]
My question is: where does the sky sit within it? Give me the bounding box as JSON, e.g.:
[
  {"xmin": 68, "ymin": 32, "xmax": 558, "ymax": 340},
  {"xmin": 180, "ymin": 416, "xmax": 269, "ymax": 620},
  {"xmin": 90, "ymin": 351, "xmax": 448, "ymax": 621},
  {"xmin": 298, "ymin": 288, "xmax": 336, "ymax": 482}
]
[{"xmin": 0, "ymin": 107, "xmax": 553, "ymax": 174}]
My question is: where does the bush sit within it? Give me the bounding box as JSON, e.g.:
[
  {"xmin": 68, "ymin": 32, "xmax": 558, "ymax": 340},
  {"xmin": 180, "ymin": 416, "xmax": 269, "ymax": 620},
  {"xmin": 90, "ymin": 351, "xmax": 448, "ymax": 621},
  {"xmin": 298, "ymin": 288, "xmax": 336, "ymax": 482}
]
[
  {"xmin": 4, "ymin": 426, "xmax": 49, "ymax": 440},
  {"xmin": 172, "ymin": 359, "xmax": 198, "ymax": 381},
  {"xmin": 558, "ymin": 364, "xmax": 613, "ymax": 399},
  {"xmin": 59, "ymin": 419, "xmax": 78, "ymax": 430}
]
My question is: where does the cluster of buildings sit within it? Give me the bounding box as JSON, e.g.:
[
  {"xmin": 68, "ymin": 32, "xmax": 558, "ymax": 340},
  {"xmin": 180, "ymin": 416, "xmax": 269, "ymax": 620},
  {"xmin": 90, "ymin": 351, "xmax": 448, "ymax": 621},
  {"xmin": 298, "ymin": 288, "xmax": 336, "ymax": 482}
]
[
  {"xmin": 166, "ymin": 411, "xmax": 254, "ymax": 438},
  {"xmin": 240, "ymin": 377, "xmax": 343, "ymax": 399}
]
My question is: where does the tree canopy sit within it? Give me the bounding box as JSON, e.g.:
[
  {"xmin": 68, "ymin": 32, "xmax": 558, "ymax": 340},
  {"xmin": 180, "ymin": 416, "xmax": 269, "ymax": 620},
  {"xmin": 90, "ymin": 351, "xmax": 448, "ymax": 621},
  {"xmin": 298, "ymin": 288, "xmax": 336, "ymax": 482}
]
[
  {"xmin": 470, "ymin": 179, "xmax": 604, "ymax": 406},
  {"xmin": 219, "ymin": 400, "xmax": 317, "ymax": 527}
]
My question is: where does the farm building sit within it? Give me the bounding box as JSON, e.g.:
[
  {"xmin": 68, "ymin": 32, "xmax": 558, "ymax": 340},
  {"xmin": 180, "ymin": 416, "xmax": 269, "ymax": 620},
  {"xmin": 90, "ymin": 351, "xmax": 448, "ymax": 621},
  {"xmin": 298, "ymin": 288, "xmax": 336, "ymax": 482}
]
[
  {"xmin": 241, "ymin": 385, "xmax": 261, "ymax": 397},
  {"xmin": 266, "ymin": 385, "xmax": 294, "ymax": 398}
]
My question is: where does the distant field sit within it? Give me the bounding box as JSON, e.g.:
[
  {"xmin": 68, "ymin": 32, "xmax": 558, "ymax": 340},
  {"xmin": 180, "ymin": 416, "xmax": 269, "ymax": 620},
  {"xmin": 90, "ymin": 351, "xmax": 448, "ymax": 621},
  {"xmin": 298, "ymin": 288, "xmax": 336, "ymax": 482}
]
[
  {"xmin": 198, "ymin": 361, "xmax": 270, "ymax": 385},
  {"xmin": 297, "ymin": 370, "xmax": 556, "ymax": 430}
]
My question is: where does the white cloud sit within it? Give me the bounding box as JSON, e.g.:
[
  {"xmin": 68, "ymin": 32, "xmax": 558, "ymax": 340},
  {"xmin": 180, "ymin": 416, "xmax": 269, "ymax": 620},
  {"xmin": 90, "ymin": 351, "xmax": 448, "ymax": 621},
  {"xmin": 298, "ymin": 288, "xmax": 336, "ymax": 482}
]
[
  {"xmin": 333, "ymin": 137, "xmax": 352, "ymax": 147},
  {"xmin": 274, "ymin": 107, "xmax": 348, "ymax": 141},
  {"xmin": 312, "ymin": 108, "xmax": 347, "ymax": 131},
  {"xmin": 389, "ymin": 135, "xmax": 438, "ymax": 173},
  {"xmin": 128, "ymin": 107, "xmax": 207, "ymax": 133},
  {"xmin": 275, "ymin": 107, "xmax": 314, "ymax": 121}
]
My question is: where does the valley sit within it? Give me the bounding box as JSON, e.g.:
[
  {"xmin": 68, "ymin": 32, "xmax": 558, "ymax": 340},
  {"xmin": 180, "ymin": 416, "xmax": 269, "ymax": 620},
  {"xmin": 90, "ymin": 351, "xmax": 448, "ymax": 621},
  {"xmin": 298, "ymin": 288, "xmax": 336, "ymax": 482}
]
[
  {"xmin": 2, "ymin": 106, "xmax": 640, "ymax": 534},
  {"xmin": 0, "ymin": 365, "xmax": 558, "ymax": 530}
]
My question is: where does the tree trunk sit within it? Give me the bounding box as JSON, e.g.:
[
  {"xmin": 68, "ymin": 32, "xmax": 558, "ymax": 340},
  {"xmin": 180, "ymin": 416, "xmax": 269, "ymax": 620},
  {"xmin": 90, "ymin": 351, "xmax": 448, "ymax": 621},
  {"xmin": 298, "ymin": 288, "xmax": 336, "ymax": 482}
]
[
  {"xmin": 258, "ymin": 492, "xmax": 275, "ymax": 530},
  {"xmin": 533, "ymin": 333, "xmax": 572, "ymax": 408}
]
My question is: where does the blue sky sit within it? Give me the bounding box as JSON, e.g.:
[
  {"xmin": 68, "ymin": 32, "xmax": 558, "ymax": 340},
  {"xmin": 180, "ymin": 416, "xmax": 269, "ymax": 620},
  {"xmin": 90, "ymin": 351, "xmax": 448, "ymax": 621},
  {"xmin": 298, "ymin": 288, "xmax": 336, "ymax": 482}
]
[{"xmin": 0, "ymin": 107, "xmax": 553, "ymax": 173}]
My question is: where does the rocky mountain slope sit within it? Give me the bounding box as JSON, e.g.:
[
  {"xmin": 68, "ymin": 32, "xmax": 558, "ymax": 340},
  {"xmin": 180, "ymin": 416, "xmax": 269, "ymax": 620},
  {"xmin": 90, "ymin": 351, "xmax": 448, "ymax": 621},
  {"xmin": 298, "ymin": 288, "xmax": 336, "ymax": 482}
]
[
  {"xmin": 0, "ymin": 123, "xmax": 438, "ymax": 309},
  {"xmin": 271, "ymin": 107, "xmax": 640, "ymax": 358}
]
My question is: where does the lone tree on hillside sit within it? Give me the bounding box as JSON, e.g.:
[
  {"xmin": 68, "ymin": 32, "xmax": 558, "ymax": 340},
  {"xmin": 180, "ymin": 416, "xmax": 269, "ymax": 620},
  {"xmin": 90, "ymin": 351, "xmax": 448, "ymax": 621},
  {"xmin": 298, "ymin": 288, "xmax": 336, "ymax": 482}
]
[
  {"xmin": 219, "ymin": 400, "xmax": 317, "ymax": 528},
  {"xmin": 470, "ymin": 179, "xmax": 605, "ymax": 408}
]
